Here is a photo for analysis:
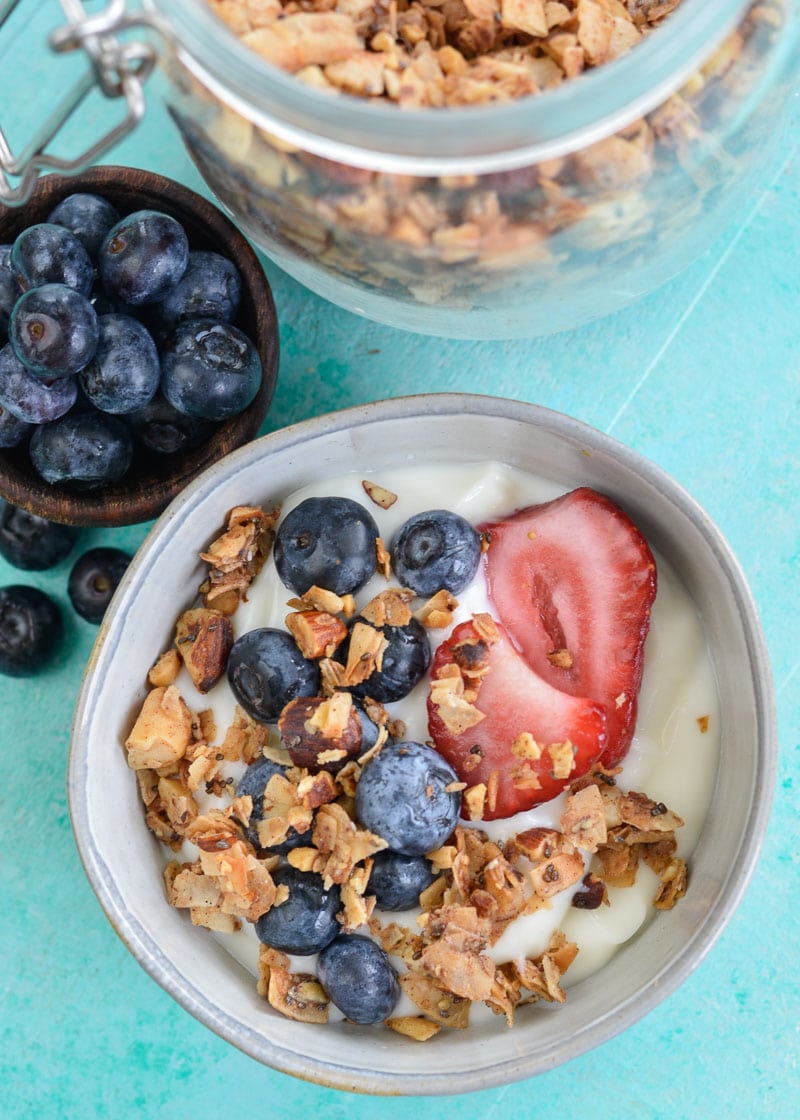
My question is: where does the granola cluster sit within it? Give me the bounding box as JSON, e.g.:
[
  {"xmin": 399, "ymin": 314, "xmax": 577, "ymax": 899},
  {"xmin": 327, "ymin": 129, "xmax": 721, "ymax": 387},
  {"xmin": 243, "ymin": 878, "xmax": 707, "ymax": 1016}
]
[{"xmin": 124, "ymin": 497, "xmax": 689, "ymax": 1038}]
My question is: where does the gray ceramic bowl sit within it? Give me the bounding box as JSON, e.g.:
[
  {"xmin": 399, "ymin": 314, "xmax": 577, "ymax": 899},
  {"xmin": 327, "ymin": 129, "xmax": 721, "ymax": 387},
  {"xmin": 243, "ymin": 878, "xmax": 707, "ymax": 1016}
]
[{"xmin": 68, "ymin": 394, "xmax": 775, "ymax": 1094}]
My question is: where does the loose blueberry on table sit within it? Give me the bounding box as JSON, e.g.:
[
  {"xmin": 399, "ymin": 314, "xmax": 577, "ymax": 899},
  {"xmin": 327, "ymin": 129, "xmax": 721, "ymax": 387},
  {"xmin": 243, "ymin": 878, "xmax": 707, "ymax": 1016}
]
[
  {"xmin": 67, "ymin": 546, "xmax": 131, "ymax": 623},
  {"xmin": 0, "ymin": 500, "xmax": 77, "ymax": 570},
  {"xmin": 0, "ymin": 584, "xmax": 62, "ymax": 677}
]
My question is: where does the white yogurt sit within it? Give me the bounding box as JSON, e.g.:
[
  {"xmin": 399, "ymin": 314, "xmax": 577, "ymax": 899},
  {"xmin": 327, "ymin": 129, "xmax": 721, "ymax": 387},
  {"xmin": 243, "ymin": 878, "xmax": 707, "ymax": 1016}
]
[{"xmin": 170, "ymin": 461, "xmax": 720, "ymax": 1000}]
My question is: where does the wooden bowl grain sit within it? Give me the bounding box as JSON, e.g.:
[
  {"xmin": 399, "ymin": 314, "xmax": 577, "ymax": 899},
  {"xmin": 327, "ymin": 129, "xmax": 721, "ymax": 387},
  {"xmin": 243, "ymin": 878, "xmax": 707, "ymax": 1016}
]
[{"xmin": 0, "ymin": 166, "xmax": 279, "ymax": 526}]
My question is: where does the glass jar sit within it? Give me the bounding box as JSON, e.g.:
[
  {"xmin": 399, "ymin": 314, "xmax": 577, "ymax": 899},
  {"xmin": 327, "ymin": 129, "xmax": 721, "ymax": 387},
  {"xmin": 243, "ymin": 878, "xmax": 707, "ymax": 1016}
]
[{"xmin": 8, "ymin": 0, "xmax": 800, "ymax": 338}]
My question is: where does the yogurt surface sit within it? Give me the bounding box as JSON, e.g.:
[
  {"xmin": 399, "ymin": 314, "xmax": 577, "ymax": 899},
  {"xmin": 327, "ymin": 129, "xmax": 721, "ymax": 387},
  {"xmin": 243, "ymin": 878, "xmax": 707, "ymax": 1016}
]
[{"xmin": 167, "ymin": 460, "xmax": 720, "ymax": 1005}]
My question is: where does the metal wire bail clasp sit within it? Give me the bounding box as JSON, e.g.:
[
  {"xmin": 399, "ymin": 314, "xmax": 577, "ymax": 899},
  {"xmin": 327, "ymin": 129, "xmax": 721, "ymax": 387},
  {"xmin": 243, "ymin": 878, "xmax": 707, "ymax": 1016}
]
[{"xmin": 0, "ymin": 0, "xmax": 160, "ymax": 205}]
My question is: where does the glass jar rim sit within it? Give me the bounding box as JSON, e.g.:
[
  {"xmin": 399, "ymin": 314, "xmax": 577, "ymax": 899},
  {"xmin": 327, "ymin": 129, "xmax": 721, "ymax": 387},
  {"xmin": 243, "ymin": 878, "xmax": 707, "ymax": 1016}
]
[{"xmin": 150, "ymin": 0, "xmax": 753, "ymax": 174}]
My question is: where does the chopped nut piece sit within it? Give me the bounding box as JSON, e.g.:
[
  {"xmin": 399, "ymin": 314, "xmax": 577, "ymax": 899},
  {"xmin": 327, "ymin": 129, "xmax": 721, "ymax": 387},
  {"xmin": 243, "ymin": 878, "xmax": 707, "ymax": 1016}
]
[
  {"xmin": 463, "ymin": 783, "xmax": 487, "ymax": 821},
  {"xmin": 286, "ymin": 609, "xmax": 348, "ymax": 659},
  {"xmin": 148, "ymin": 648, "xmax": 181, "ymax": 687},
  {"xmin": 697, "ymin": 714, "xmax": 710, "ymax": 733},
  {"xmin": 546, "ymin": 648, "xmax": 574, "ymax": 669},
  {"xmin": 125, "ymin": 686, "xmax": 193, "ymax": 770},
  {"xmin": 548, "ymin": 740, "xmax": 575, "ymax": 780},
  {"xmin": 375, "ymin": 536, "xmax": 392, "ymax": 579},
  {"xmin": 174, "ymin": 608, "xmax": 234, "ymax": 693},
  {"xmin": 416, "ymin": 589, "xmax": 459, "ymax": 629},
  {"xmin": 386, "ymin": 1016, "xmax": 441, "ymax": 1041},
  {"xmin": 362, "ymin": 479, "xmax": 398, "ymax": 509}
]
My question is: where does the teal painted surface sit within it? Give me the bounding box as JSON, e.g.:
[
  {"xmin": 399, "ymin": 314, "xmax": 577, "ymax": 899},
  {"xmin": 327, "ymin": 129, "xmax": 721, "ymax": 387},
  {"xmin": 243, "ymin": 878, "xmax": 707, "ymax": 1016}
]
[{"xmin": 1, "ymin": 6, "xmax": 798, "ymax": 1116}]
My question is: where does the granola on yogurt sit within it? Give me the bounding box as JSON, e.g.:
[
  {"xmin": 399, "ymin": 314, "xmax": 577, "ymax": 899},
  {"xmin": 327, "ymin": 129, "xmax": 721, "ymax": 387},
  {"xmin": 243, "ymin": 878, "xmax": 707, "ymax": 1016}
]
[{"xmin": 124, "ymin": 478, "xmax": 701, "ymax": 1037}]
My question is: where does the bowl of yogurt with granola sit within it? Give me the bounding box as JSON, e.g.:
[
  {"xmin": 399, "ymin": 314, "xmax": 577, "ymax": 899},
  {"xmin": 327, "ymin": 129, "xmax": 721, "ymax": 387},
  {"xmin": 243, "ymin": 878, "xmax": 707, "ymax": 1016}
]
[{"xmin": 68, "ymin": 394, "xmax": 775, "ymax": 1093}]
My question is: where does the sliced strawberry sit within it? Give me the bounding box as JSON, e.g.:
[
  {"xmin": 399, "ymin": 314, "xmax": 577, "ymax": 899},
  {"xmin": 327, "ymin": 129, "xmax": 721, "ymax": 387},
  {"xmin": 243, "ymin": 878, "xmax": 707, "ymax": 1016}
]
[
  {"xmin": 427, "ymin": 616, "xmax": 606, "ymax": 820},
  {"xmin": 480, "ymin": 488, "xmax": 657, "ymax": 768}
]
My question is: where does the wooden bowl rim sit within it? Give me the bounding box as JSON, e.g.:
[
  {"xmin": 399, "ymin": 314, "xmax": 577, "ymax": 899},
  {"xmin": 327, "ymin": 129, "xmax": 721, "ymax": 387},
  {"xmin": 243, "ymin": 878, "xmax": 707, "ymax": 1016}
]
[{"xmin": 0, "ymin": 165, "xmax": 279, "ymax": 527}]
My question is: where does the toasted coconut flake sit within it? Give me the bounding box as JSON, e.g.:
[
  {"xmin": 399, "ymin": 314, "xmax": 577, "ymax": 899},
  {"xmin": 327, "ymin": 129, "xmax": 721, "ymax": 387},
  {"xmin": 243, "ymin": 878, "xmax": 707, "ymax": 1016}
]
[
  {"xmin": 429, "ymin": 671, "xmax": 486, "ymax": 735},
  {"xmin": 561, "ymin": 784, "xmax": 607, "ymax": 853},
  {"xmin": 399, "ymin": 972, "xmax": 471, "ymax": 1028},
  {"xmin": 511, "ymin": 732, "xmax": 542, "ymax": 760},
  {"xmin": 653, "ymin": 858, "xmax": 688, "ymax": 909},
  {"xmin": 342, "ymin": 621, "xmax": 388, "ymax": 686},
  {"xmin": 360, "ymin": 588, "xmax": 414, "ymax": 628}
]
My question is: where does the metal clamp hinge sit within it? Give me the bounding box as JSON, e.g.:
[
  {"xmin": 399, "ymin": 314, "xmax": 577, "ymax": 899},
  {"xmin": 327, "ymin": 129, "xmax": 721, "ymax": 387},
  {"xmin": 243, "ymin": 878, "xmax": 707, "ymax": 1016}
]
[{"xmin": 0, "ymin": 0, "xmax": 163, "ymax": 206}]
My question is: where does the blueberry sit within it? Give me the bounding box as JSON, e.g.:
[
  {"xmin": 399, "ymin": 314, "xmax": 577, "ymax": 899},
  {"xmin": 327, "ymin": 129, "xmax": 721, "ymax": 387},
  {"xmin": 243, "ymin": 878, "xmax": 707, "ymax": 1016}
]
[
  {"xmin": 29, "ymin": 410, "xmax": 133, "ymax": 489},
  {"xmin": 10, "ymin": 283, "xmax": 99, "ymax": 380},
  {"xmin": 254, "ymin": 866, "xmax": 341, "ymax": 956},
  {"xmin": 354, "ymin": 700, "xmax": 383, "ymax": 754},
  {"xmin": 11, "ymin": 223, "xmax": 93, "ymax": 295},
  {"xmin": 368, "ymin": 850, "xmax": 435, "ymax": 911},
  {"xmin": 0, "ymin": 343, "xmax": 77, "ymax": 424},
  {"xmin": 391, "ymin": 509, "xmax": 481, "ymax": 596},
  {"xmin": 0, "ymin": 404, "xmax": 32, "ymax": 448},
  {"xmin": 79, "ymin": 314, "xmax": 160, "ymax": 414},
  {"xmin": 227, "ymin": 628, "xmax": 320, "ymax": 722},
  {"xmin": 274, "ymin": 497, "xmax": 379, "ymax": 597},
  {"xmin": 161, "ymin": 319, "xmax": 261, "ymax": 421},
  {"xmin": 67, "ymin": 546, "xmax": 131, "ymax": 623},
  {"xmin": 317, "ymin": 935, "xmax": 400, "ymax": 1025},
  {"xmin": 236, "ymin": 754, "xmax": 311, "ymax": 853},
  {"xmin": 0, "ymin": 501, "xmax": 77, "ymax": 570},
  {"xmin": 47, "ymin": 193, "xmax": 120, "ymax": 258},
  {"xmin": 355, "ymin": 741, "xmax": 460, "ymax": 856},
  {"xmin": 345, "ymin": 617, "xmax": 431, "ymax": 703},
  {"xmin": 99, "ymin": 210, "xmax": 189, "ymax": 305},
  {"xmin": 149, "ymin": 250, "xmax": 242, "ymax": 334},
  {"xmin": 0, "ymin": 245, "xmax": 22, "ymax": 334},
  {"xmin": 0, "ymin": 584, "xmax": 62, "ymax": 677},
  {"xmin": 126, "ymin": 392, "xmax": 217, "ymax": 455}
]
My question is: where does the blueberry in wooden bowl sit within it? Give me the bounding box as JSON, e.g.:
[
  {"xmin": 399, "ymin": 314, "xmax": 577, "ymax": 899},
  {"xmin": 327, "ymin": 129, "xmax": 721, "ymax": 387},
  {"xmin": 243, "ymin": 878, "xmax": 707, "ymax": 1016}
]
[{"xmin": 0, "ymin": 165, "xmax": 279, "ymax": 527}]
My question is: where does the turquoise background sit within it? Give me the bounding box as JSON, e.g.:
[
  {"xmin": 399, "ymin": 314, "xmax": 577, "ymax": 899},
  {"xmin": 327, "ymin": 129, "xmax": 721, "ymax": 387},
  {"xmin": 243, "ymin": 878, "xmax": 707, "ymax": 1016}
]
[{"xmin": 1, "ymin": 3, "xmax": 798, "ymax": 1115}]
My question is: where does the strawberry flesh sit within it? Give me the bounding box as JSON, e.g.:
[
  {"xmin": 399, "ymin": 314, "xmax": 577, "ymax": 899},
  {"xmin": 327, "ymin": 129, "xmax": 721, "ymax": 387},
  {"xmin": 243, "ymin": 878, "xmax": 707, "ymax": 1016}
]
[
  {"xmin": 427, "ymin": 617, "xmax": 606, "ymax": 820},
  {"xmin": 480, "ymin": 487, "xmax": 657, "ymax": 768}
]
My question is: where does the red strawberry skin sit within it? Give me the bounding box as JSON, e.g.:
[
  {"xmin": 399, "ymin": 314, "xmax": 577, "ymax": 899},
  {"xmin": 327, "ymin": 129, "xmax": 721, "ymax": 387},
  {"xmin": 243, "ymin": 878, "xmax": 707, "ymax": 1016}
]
[
  {"xmin": 480, "ymin": 487, "xmax": 657, "ymax": 768},
  {"xmin": 427, "ymin": 617, "xmax": 606, "ymax": 820}
]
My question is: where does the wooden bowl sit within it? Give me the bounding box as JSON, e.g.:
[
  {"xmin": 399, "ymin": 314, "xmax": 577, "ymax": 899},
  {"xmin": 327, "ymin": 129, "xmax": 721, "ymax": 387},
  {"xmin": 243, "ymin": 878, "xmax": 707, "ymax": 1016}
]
[{"xmin": 0, "ymin": 166, "xmax": 279, "ymax": 526}]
